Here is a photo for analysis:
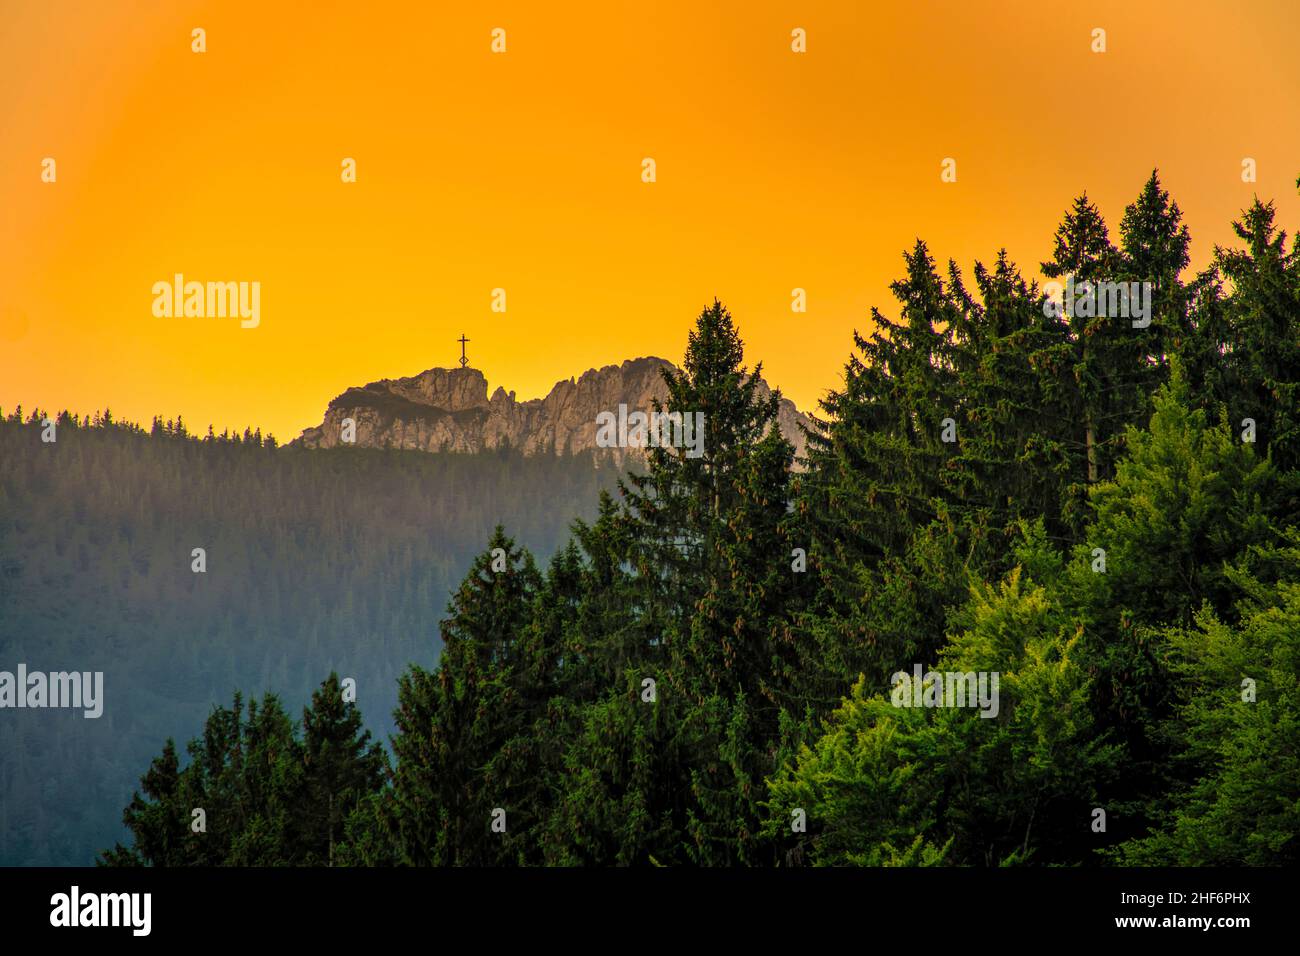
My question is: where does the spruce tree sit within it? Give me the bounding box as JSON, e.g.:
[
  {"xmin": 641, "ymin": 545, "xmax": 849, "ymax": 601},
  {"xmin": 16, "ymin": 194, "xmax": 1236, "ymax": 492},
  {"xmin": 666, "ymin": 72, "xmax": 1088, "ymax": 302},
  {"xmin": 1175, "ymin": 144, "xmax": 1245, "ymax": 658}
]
[
  {"xmin": 382, "ymin": 528, "xmax": 540, "ymax": 865},
  {"xmin": 795, "ymin": 242, "xmax": 968, "ymax": 700},
  {"xmin": 99, "ymin": 740, "xmax": 190, "ymax": 866},
  {"xmin": 1040, "ymin": 193, "xmax": 1127, "ymax": 489},
  {"xmin": 1212, "ymin": 199, "xmax": 1300, "ymax": 471},
  {"xmin": 299, "ymin": 672, "xmax": 386, "ymax": 865},
  {"xmin": 1118, "ymin": 170, "xmax": 1191, "ymax": 396},
  {"xmin": 613, "ymin": 299, "xmax": 800, "ymax": 864}
]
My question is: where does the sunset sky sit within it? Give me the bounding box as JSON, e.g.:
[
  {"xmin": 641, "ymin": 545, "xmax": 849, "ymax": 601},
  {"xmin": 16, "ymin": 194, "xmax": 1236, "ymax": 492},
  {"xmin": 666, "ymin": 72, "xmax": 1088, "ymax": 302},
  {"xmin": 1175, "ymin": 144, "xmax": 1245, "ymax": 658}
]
[{"xmin": 3, "ymin": 0, "xmax": 1298, "ymax": 441}]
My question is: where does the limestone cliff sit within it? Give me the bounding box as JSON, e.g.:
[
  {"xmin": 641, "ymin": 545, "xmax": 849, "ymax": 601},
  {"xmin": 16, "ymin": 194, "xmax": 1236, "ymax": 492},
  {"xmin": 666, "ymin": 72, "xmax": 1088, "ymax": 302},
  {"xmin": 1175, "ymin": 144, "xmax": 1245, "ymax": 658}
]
[{"xmin": 293, "ymin": 357, "xmax": 810, "ymax": 465}]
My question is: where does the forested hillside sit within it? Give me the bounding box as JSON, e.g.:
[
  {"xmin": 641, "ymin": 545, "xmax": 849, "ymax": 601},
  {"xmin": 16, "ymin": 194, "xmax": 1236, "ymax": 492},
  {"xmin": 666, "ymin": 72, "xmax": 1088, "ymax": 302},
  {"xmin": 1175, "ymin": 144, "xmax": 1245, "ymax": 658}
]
[
  {"xmin": 29, "ymin": 171, "xmax": 1300, "ymax": 868},
  {"xmin": 0, "ymin": 419, "xmax": 621, "ymax": 864}
]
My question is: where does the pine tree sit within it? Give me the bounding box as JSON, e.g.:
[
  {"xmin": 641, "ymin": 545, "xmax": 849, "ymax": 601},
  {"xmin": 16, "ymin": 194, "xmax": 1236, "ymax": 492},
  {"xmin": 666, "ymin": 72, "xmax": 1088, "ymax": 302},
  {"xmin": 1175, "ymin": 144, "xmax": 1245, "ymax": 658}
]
[{"xmin": 479, "ymin": 543, "xmax": 584, "ymax": 864}]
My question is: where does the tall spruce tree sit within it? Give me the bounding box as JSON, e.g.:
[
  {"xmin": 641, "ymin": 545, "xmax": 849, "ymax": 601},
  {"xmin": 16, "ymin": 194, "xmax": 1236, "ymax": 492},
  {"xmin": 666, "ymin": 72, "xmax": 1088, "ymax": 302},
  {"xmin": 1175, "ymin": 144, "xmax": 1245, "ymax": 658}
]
[
  {"xmin": 1212, "ymin": 199, "xmax": 1300, "ymax": 472},
  {"xmin": 537, "ymin": 495, "xmax": 682, "ymax": 864},
  {"xmin": 949, "ymin": 250, "xmax": 1081, "ymax": 553},
  {"xmin": 1041, "ymin": 193, "xmax": 1128, "ymax": 489},
  {"xmin": 1118, "ymin": 170, "xmax": 1191, "ymax": 397},
  {"xmin": 617, "ymin": 300, "xmax": 800, "ymax": 864},
  {"xmin": 795, "ymin": 241, "xmax": 971, "ymax": 708},
  {"xmin": 382, "ymin": 528, "xmax": 540, "ymax": 865},
  {"xmin": 299, "ymin": 673, "xmax": 386, "ymax": 865}
]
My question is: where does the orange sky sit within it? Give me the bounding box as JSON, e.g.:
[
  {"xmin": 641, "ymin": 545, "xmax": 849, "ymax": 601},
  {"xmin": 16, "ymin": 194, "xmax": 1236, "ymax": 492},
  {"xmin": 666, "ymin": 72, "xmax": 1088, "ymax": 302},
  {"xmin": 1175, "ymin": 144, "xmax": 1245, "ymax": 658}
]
[{"xmin": 3, "ymin": 0, "xmax": 1298, "ymax": 441}]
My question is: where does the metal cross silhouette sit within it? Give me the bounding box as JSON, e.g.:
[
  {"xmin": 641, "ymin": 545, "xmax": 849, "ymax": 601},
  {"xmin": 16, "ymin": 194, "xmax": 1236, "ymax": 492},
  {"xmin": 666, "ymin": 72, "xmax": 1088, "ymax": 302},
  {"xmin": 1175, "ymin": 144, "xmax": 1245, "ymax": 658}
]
[{"xmin": 457, "ymin": 333, "xmax": 470, "ymax": 368}]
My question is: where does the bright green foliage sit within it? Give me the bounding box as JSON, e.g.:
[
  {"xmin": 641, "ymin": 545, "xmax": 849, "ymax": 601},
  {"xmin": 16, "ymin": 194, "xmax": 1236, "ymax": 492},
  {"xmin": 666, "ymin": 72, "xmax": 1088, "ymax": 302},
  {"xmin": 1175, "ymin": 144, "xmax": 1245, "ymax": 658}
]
[
  {"xmin": 1052, "ymin": 370, "xmax": 1278, "ymax": 845},
  {"xmin": 1113, "ymin": 536, "xmax": 1300, "ymax": 864},
  {"xmin": 1074, "ymin": 370, "xmax": 1276, "ymax": 632},
  {"xmin": 767, "ymin": 551, "xmax": 1114, "ymax": 866},
  {"xmin": 763, "ymin": 683, "xmax": 955, "ymax": 867}
]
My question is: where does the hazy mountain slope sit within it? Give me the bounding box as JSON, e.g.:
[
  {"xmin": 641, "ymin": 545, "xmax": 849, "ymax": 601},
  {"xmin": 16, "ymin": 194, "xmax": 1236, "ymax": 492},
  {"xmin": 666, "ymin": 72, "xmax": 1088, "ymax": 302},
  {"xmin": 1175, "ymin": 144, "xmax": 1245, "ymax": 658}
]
[{"xmin": 0, "ymin": 420, "xmax": 621, "ymax": 864}]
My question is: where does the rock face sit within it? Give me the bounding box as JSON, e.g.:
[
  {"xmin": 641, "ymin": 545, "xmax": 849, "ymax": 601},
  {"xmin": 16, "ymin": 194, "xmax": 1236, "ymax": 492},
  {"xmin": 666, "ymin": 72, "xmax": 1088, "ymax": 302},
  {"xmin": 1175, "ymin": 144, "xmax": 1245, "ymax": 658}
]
[{"xmin": 293, "ymin": 356, "xmax": 811, "ymax": 465}]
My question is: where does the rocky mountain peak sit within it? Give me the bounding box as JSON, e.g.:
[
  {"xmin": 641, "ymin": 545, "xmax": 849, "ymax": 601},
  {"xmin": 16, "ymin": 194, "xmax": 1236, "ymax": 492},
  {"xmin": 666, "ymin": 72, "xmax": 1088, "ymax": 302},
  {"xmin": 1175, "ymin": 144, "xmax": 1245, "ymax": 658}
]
[{"xmin": 294, "ymin": 357, "xmax": 810, "ymax": 464}]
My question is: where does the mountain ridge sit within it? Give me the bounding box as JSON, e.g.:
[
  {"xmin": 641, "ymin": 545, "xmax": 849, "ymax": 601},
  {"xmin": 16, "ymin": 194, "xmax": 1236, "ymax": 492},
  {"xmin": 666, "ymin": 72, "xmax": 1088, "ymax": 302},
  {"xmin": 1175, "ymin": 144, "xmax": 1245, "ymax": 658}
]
[{"xmin": 293, "ymin": 356, "xmax": 811, "ymax": 463}]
